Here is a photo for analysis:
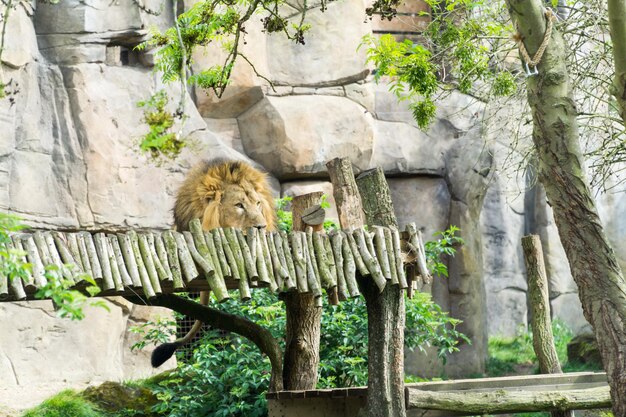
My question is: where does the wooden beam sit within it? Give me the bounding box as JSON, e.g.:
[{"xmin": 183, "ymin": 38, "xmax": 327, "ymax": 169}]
[{"xmin": 406, "ymin": 385, "xmax": 610, "ymax": 414}]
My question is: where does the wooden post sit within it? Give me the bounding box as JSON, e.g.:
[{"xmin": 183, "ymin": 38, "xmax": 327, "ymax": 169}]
[
  {"xmin": 521, "ymin": 234, "xmax": 573, "ymax": 417},
  {"xmin": 355, "ymin": 167, "xmax": 397, "ymax": 228},
  {"xmin": 326, "ymin": 158, "xmax": 365, "ymax": 229},
  {"xmin": 282, "ymin": 192, "xmax": 323, "ymax": 390},
  {"xmin": 327, "ymin": 158, "xmax": 406, "ymax": 417}
]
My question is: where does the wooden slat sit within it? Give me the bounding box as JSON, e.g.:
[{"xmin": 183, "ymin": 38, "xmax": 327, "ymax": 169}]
[
  {"xmin": 1, "ymin": 224, "xmax": 413, "ymax": 302},
  {"xmin": 405, "ymin": 371, "xmax": 608, "ymax": 392}
]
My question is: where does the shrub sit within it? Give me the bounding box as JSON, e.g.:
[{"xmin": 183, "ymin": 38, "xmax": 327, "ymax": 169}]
[{"xmin": 150, "ymin": 288, "xmax": 466, "ymax": 416}]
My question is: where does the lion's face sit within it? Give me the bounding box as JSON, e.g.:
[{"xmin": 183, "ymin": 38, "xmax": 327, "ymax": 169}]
[
  {"xmin": 174, "ymin": 160, "xmax": 276, "ymax": 232},
  {"xmin": 204, "ymin": 183, "xmax": 268, "ymax": 231}
]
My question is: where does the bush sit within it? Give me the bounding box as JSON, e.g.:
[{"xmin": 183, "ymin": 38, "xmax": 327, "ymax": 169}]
[
  {"xmin": 150, "ymin": 288, "xmax": 466, "ymax": 416},
  {"xmin": 486, "ymin": 320, "xmax": 601, "ymax": 377}
]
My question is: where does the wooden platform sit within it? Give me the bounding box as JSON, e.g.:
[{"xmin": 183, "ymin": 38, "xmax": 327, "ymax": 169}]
[
  {"xmin": 266, "ymin": 372, "xmax": 610, "ymax": 417},
  {"xmin": 0, "ymin": 220, "xmax": 429, "ymax": 305}
]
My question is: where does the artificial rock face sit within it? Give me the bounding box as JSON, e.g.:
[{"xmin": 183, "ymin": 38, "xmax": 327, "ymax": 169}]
[{"xmin": 4, "ymin": 0, "xmax": 624, "ymax": 411}]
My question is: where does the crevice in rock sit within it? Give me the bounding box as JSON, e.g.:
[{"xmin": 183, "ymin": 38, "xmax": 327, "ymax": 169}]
[
  {"xmin": 273, "ymin": 69, "xmax": 370, "ymax": 89},
  {"xmin": 13, "ymin": 302, "xmax": 56, "ymax": 318},
  {"xmin": 4, "ymin": 354, "xmax": 20, "ymax": 385}
]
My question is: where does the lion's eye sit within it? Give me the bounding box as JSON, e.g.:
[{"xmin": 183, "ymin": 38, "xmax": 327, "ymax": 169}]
[
  {"xmin": 256, "ymin": 201, "xmax": 261, "ymax": 207},
  {"xmin": 236, "ymin": 203, "xmax": 245, "ymax": 209}
]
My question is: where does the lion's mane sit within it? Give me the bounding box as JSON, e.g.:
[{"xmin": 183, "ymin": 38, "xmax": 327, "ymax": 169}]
[{"xmin": 173, "ymin": 159, "xmax": 276, "ymax": 232}]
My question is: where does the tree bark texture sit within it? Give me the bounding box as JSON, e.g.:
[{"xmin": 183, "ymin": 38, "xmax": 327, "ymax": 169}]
[
  {"xmin": 356, "ymin": 168, "xmax": 405, "ymax": 417},
  {"xmin": 282, "ymin": 193, "xmax": 323, "ymax": 390},
  {"xmin": 326, "ymin": 158, "xmax": 366, "ymax": 229},
  {"xmin": 328, "ymin": 159, "xmax": 406, "ymax": 417},
  {"xmin": 506, "ymin": 1, "xmax": 626, "ymax": 415},
  {"xmin": 125, "ymin": 294, "xmax": 284, "ymax": 392},
  {"xmin": 522, "ymin": 235, "xmax": 562, "ymax": 375},
  {"xmin": 522, "ymin": 235, "xmax": 573, "ymax": 417},
  {"xmin": 356, "ymin": 168, "xmax": 398, "ymax": 229},
  {"xmin": 608, "ymin": 0, "xmax": 626, "ymax": 126}
]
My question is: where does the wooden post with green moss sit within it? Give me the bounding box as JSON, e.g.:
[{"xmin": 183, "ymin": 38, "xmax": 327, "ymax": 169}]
[
  {"xmin": 522, "ymin": 234, "xmax": 574, "ymax": 417},
  {"xmin": 327, "ymin": 157, "xmax": 406, "ymax": 417}
]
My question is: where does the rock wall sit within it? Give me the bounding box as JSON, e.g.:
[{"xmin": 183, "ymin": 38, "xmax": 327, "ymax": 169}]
[{"xmin": 1, "ymin": 0, "xmax": 625, "ymax": 412}]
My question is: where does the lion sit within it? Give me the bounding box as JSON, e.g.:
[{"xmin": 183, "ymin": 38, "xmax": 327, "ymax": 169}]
[{"xmin": 151, "ymin": 159, "xmax": 276, "ymax": 368}]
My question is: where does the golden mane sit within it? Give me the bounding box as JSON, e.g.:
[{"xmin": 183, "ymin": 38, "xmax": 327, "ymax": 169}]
[{"xmin": 173, "ymin": 160, "xmax": 276, "ymax": 232}]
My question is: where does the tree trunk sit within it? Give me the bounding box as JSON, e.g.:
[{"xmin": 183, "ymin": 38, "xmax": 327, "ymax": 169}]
[
  {"xmin": 608, "ymin": 0, "xmax": 626, "ymax": 126},
  {"xmin": 506, "ymin": 1, "xmax": 626, "ymax": 415},
  {"xmin": 355, "ymin": 168, "xmax": 405, "ymax": 417},
  {"xmin": 521, "ymin": 235, "xmax": 573, "ymax": 417},
  {"xmin": 282, "ymin": 192, "xmax": 323, "ymax": 390},
  {"xmin": 327, "ymin": 159, "xmax": 406, "ymax": 417},
  {"xmin": 521, "ymin": 235, "xmax": 562, "ymax": 375}
]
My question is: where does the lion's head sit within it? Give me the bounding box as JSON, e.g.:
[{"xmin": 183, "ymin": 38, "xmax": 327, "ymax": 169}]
[{"xmin": 174, "ymin": 160, "xmax": 276, "ymax": 232}]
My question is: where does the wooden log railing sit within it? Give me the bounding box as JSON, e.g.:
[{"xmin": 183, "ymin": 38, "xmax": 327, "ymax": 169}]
[
  {"xmin": 405, "ymin": 371, "xmax": 610, "ymax": 416},
  {"xmin": 0, "ymin": 219, "xmax": 430, "ymax": 304},
  {"xmin": 266, "ymin": 371, "xmax": 610, "ymax": 417}
]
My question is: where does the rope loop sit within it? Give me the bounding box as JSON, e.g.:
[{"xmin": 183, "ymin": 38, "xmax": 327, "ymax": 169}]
[{"xmin": 515, "ymin": 8, "xmax": 556, "ymax": 69}]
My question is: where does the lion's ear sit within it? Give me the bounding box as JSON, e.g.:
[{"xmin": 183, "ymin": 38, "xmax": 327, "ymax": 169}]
[
  {"xmin": 203, "ymin": 189, "xmax": 222, "ymax": 204},
  {"xmin": 204, "ymin": 190, "xmax": 216, "ymax": 203}
]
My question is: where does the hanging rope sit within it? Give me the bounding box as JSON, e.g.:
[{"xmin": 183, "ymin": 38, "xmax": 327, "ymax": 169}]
[{"xmin": 515, "ymin": 8, "xmax": 557, "ymax": 70}]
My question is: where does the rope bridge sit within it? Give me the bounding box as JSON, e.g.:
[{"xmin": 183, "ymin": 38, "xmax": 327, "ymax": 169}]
[{"xmin": 0, "ymin": 219, "xmax": 430, "ymax": 305}]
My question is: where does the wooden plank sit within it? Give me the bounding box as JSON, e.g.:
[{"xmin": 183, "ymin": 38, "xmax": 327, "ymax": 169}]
[
  {"xmin": 406, "ymin": 385, "xmax": 610, "ymax": 413},
  {"xmin": 405, "ymin": 372, "xmax": 608, "ymax": 392}
]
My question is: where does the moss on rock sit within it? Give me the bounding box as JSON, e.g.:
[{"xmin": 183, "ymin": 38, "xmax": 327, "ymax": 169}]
[
  {"xmin": 21, "ymin": 380, "xmax": 160, "ymax": 417},
  {"xmin": 567, "ymin": 332, "xmax": 603, "ymax": 368},
  {"xmin": 82, "ymin": 381, "xmax": 158, "ymax": 416}
]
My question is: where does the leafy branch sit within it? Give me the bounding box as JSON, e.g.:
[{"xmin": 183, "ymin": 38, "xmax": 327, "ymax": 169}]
[
  {"xmin": 1, "ymin": 212, "xmax": 108, "ymax": 320},
  {"xmin": 362, "ymin": 0, "xmax": 519, "ymax": 130},
  {"xmin": 424, "ymin": 225, "xmax": 464, "ymax": 277}
]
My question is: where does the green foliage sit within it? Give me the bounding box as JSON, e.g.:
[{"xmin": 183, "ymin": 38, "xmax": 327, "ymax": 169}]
[
  {"xmin": 424, "ymin": 225, "xmax": 464, "ymax": 277},
  {"xmin": 486, "ymin": 320, "xmax": 601, "ymax": 377},
  {"xmin": 275, "ymin": 196, "xmax": 293, "ymax": 233},
  {"xmin": 142, "ymin": 284, "xmax": 466, "ymax": 416},
  {"xmin": 360, "ymin": 34, "xmax": 439, "ymax": 129},
  {"xmin": 35, "ymin": 267, "xmax": 109, "ymax": 321},
  {"xmin": 130, "ymin": 316, "xmax": 178, "ymax": 352},
  {"xmin": 1, "ymin": 212, "xmax": 108, "ymax": 320},
  {"xmin": 21, "ymin": 390, "xmax": 103, "ymax": 417},
  {"xmin": 136, "ymin": 90, "xmax": 186, "ymax": 161},
  {"xmin": 150, "ymin": 290, "xmax": 283, "ymax": 417},
  {"xmin": 492, "ymin": 71, "xmax": 517, "ymax": 97},
  {"xmin": 405, "ymin": 292, "xmax": 468, "ymax": 362},
  {"xmin": 0, "ymin": 213, "xmax": 31, "ymax": 285},
  {"xmin": 319, "ymin": 292, "xmax": 466, "ymax": 387},
  {"xmin": 363, "ymin": 0, "xmax": 520, "ymax": 128},
  {"xmin": 140, "ymin": 0, "xmax": 321, "ymax": 97}
]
